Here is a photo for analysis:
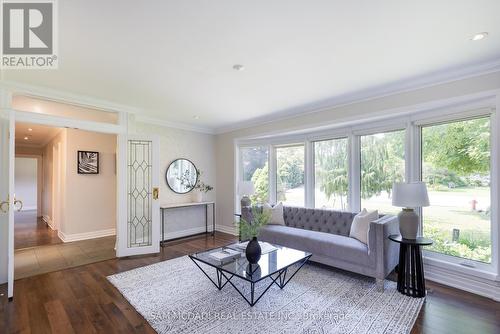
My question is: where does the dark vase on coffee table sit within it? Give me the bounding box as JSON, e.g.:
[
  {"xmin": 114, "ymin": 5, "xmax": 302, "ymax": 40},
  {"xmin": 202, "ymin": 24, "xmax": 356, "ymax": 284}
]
[{"xmin": 245, "ymin": 237, "xmax": 261, "ymax": 264}]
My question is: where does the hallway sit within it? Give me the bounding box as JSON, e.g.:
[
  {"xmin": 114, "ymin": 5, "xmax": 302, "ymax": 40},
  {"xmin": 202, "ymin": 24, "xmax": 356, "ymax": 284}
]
[
  {"xmin": 14, "ymin": 211, "xmax": 116, "ymax": 279},
  {"xmin": 14, "ymin": 210, "xmax": 61, "ymax": 249}
]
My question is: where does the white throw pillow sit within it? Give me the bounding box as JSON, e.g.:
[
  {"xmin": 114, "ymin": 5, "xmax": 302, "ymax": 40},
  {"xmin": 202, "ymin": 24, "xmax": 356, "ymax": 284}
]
[
  {"xmin": 349, "ymin": 209, "xmax": 378, "ymax": 245},
  {"xmin": 263, "ymin": 202, "xmax": 285, "ymax": 225}
]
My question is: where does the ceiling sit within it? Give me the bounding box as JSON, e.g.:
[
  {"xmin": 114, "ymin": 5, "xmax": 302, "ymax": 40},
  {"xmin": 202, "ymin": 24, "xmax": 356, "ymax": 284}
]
[
  {"xmin": 15, "ymin": 122, "xmax": 61, "ymax": 148},
  {"xmin": 3, "ymin": 0, "xmax": 500, "ymax": 132}
]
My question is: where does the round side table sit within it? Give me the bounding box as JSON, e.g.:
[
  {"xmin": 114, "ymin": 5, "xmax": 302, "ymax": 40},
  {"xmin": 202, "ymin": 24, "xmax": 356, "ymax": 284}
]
[{"xmin": 388, "ymin": 235, "xmax": 433, "ymax": 298}]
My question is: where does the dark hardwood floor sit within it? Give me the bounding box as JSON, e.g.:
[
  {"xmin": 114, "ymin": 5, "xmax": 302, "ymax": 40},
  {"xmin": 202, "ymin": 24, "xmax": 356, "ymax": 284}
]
[
  {"xmin": 14, "ymin": 211, "xmax": 62, "ymax": 249},
  {"xmin": 1, "ymin": 232, "xmax": 499, "ymax": 333}
]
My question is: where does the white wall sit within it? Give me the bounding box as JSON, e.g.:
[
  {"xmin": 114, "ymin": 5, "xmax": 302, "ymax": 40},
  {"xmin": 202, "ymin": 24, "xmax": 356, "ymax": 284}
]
[
  {"xmin": 14, "ymin": 157, "xmax": 37, "ymax": 211},
  {"xmin": 135, "ymin": 121, "xmax": 216, "ymax": 239},
  {"xmin": 42, "ymin": 128, "xmax": 117, "ymax": 240},
  {"xmin": 63, "ymin": 129, "xmax": 117, "ymax": 238}
]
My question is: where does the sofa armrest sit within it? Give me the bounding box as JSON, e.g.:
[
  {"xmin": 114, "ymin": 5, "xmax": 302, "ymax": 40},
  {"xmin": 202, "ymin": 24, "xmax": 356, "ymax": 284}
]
[{"xmin": 368, "ymin": 215, "xmax": 400, "ymax": 279}]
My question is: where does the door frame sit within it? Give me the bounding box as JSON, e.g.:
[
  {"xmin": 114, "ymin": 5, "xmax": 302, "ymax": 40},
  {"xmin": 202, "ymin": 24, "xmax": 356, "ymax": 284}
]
[
  {"xmin": 51, "ymin": 142, "xmax": 61, "ymax": 231},
  {"xmin": 5, "ymin": 92, "xmax": 133, "ymax": 300}
]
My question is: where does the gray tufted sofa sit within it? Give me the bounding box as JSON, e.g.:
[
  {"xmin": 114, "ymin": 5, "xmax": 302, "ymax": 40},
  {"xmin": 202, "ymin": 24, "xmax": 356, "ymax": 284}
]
[{"xmin": 241, "ymin": 205, "xmax": 400, "ymax": 287}]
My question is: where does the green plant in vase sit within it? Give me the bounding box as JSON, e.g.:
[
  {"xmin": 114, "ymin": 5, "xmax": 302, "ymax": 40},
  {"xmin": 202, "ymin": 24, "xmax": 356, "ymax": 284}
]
[{"xmin": 236, "ymin": 208, "xmax": 271, "ymax": 264}]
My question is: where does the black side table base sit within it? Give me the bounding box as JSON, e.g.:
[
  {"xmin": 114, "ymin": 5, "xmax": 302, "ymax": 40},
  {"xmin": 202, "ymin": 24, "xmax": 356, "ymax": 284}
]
[{"xmin": 390, "ymin": 235, "xmax": 432, "ymax": 299}]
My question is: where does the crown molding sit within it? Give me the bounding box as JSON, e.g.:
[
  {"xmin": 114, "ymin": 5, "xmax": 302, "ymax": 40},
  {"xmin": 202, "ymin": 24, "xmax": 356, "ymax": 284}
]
[
  {"xmin": 134, "ymin": 115, "xmax": 215, "ymax": 134},
  {"xmin": 3, "ymin": 58, "xmax": 500, "ymax": 137},
  {"xmin": 0, "ymin": 80, "xmax": 216, "ymax": 134},
  {"xmin": 214, "ymin": 59, "xmax": 500, "ymax": 134},
  {"xmin": 0, "ymin": 80, "xmax": 141, "ymax": 114}
]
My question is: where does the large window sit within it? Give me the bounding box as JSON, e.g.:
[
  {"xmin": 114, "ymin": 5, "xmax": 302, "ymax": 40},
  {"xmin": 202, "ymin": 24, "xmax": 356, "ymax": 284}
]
[
  {"xmin": 421, "ymin": 117, "xmax": 491, "ymax": 263},
  {"xmin": 276, "ymin": 145, "xmax": 305, "ymax": 207},
  {"xmin": 314, "ymin": 138, "xmax": 349, "ymax": 210},
  {"xmin": 240, "ymin": 146, "xmax": 269, "ymax": 203},
  {"xmin": 360, "ymin": 130, "xmax": 405, "ymax": 214},
  {"xmin": 237, "ymin": 106, "xmax": 497, "ymax": 275}
]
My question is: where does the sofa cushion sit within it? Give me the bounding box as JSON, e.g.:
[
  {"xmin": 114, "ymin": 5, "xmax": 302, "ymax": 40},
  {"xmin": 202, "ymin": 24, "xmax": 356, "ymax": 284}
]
[
  {"xmin": 263, "ymin": 202, "xmax": 285, "ymax": 225},
  {"xmin": 283, "ymin": 207, "xmax": 355, "ymax": 236},
  {"xmin": 242, "ymin": 206, "xmax": 357, "ymax": 236},
  {"xmin": 259, "ymin": 225, "xmax": 370, "ymax": 266},
  {"xmin": 349, "ymin": 209, "xmax": 378, "ymax": 245}
]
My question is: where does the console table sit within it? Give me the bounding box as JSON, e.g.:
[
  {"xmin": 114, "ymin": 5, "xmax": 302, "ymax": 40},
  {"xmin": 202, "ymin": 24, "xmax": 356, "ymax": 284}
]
[
  {"xmin": 160, "ymin": 201, "xmax": 215, "ymax": 245},
  {"xmin": 389, "ymin": 235, "xmax": 433, "ymax": 298}
]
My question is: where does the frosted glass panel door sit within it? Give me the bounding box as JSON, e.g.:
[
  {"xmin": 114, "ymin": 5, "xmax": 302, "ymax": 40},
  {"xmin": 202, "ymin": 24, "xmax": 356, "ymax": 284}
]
[
  {"xmin": 128, "ymin": 140, "xmax": 153, "ymax": 247},
  {"xmin": 118, "ymin": 134, "xmax": 159, "ymax": 256}
]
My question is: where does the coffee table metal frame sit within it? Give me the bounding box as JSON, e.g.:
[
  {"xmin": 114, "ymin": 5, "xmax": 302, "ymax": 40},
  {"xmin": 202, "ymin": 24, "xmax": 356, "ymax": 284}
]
[{"xmin": 189, "ymin": 247, "xmax": 312, "ymax": 307}]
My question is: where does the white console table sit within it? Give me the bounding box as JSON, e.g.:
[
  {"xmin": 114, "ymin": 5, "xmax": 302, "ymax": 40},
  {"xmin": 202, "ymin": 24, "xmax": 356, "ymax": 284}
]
[{"xmin": 160, "ymin": 201, "xmax": 215, "ymax": 245}]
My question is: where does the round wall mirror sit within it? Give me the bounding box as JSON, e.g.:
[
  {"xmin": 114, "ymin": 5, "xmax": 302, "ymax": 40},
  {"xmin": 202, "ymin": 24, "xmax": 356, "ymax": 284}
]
[{"xmin": 166, "ymin": 158, "xmax": 198, "ymax": 194}]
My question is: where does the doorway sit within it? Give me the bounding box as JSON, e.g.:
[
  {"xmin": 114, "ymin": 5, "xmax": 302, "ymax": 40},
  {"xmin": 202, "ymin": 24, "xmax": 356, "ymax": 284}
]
[
  {"xmin": 3, "ymin": 91, "xmax": 160, "ymax": 300},
  {"xmin": 14, "ymin": 121, "xmax": 118, "ymax": 279}
]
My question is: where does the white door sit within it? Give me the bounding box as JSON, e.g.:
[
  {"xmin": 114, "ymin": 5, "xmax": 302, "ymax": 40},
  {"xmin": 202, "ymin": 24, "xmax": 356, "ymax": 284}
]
[
  {"xmin": 0, "ymin": 92, "xmax": 14, "ymax": 299},
  {"xmin": 116, "ymin": 134, "xmax": 160, "ymax": 257}
]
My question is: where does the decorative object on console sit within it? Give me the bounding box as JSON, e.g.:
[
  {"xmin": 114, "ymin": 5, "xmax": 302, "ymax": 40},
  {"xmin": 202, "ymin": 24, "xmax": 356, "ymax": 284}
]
[
  {"xmin": 77, "ymin": 151, "xmax": 99, "ymax": 174},
  {"xmin": 392, "ymin": 182, "xmax": 430, "ymax": 239},
  {"xmin": 166, "ymin": 158, "xmax": 198, "ymax": 194},
  {"xmin": 191, "ymin": 169, "xmax": 214, "ymax": 202},
  {"xmin": 238, "ymin": 181, "xmax": 255, "ymax": 207},
  {"xmin": 349, "ymin": 208, "xmax": 379, "ymax": 244},
  {"xmin": 236, "ymin": 207, "xmax": 270, "ymax": 264}
]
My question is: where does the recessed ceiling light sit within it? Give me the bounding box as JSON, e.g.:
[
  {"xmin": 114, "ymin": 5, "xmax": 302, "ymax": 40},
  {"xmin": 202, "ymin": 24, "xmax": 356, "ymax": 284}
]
[
  {"xmin": 193, "ymin": 115, "xmax": 200, "ymax": 120},
  {"xmin": 233, "ymin": 64, "xmax": 245, "ymax": 71},
  {"xmin": 24, "ymin": 136, "xmax": 29, "ymax": 140},
  {"xmin": 471, "ymin": 32, "xmax": 488, "ymax": 41},
  {"xmin": 28, "ymin": 128, "xmax": 33, "ymax": 132}
]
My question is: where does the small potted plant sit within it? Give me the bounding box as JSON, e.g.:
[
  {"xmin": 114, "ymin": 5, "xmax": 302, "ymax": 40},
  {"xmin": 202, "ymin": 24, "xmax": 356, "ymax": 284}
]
[
  {"xmin": 192, "ymin": 170, "xmax": 214, "ymax": 202},
  {"xmin": 236, "ymin": 208, "xmax": 271, "ymax": 264}
]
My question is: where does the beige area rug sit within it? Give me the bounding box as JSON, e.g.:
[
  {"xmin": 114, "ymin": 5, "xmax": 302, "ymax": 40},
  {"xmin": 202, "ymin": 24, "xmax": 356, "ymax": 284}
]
[{"xmin": 108, "ymin": 256, "xmax": 424, "ymax": 334}]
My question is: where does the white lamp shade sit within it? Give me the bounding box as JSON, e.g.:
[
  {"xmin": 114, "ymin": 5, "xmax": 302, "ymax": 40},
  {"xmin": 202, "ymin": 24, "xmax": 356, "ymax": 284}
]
[
  {"xmin": 238, "ymin": 181, "xmax": 255, "ymax": 196},
  {"xmin": 392, "ymin": 182, "xmax": 430, "ymax": 207}
]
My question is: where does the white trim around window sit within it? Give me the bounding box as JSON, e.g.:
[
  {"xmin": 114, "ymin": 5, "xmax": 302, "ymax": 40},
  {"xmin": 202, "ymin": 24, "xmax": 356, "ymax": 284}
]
[{"xmin": 234, "ymin": 89, "xmax": 500, "ymax": 299}]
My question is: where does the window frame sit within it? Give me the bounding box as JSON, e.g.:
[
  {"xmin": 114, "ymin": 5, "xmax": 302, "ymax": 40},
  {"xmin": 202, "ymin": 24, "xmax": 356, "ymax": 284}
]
[
  {"xmin": 415, "ymin": 111, "xmax": 497, "ymax": 272},
  {"xmin": 274, "ymin": 143, "xmax": 307, "ymax": 207},
  {"xmin": 235, "ymin": 95, "xmax": 498, "ymax": 277},
  {"xmin": 357, "ymin": 127, "xmax": 407, "ymax": 214},
  {"xmin": 312, "ymin": 136, "xmax": 350, "ymax": 211}
]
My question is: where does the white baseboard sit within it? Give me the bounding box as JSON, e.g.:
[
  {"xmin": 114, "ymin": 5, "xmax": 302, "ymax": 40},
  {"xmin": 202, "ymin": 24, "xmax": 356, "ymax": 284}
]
[
  {"xmin": 216, "ymin": 224, "xmax": 238, "ymax": 236},
  {"xmin": 58, "ymin": 228, "xmax": 116, "ymax": 243},
  {"xmin": 425, "ymin": 261, "xmax": 500, "ymax": 302},
  {"xmin": 42, "ymin": 215, "xmax": 55, "ymax": 230}
]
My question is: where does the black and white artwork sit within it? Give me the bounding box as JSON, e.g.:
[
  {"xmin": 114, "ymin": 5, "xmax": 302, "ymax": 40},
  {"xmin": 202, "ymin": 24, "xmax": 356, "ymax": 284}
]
[{"xmin": 78, "ymin": 151, "xmax": 99, "ymax": 174}]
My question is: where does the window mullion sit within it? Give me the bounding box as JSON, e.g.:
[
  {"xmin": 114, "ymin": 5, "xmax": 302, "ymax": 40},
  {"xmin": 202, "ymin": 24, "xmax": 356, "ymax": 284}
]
[
  {"xmin": 269, "ymin": 145, "xmax": 276, "ymax": 205},
  {"xmin": 349, "ymin": 133, "xmax": 360, "ymax": 212},
  {"xmin": 305, "ymin": 141, "xmax": 314, "ymax": 208}
]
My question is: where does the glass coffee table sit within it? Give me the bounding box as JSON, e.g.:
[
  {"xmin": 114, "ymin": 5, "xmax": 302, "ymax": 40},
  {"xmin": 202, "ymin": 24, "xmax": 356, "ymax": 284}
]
[{"xmin": 189, "ymin": 243, "xmax": 312, "ymax": 306}]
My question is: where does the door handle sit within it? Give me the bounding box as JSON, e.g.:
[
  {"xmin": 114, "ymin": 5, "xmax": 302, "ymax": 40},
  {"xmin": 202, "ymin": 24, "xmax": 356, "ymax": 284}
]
[
  {"xmin": 0, "ymin": 196, "xmax": 23, "ymax": 213},
  {"xmin": 14, "ymin": 198, "xmax": 23, "ymax": 212},
  {"xmin": 0, "ymin": 200, "xmax": 8, "ymax": 213},
  {"xmin": 153, "ymin": 187, "xmax": 159, "ymax": 200}
]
